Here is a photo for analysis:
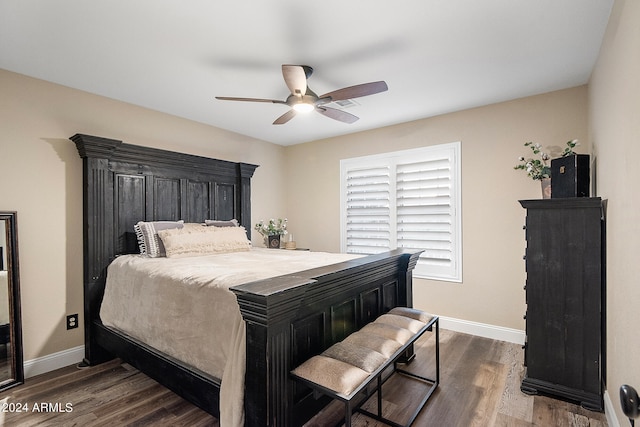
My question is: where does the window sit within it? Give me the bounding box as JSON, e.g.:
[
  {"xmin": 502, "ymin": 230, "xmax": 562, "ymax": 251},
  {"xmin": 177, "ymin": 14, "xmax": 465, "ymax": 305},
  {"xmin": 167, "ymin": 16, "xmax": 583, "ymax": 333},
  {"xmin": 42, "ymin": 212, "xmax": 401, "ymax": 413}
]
[{"xmin": 340, "ymin": 142, "xmax": 461, "ymax": 282}]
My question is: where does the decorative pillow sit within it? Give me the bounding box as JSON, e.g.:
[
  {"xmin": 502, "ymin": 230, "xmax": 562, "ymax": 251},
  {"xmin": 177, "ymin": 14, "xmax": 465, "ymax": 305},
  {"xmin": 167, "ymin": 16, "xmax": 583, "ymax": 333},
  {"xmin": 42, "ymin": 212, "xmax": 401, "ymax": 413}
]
[
  {"xmin": 158, "ymin": 225, "xmax": 251, "ymax": 258},
  {"xmin": 204, "ymin": 219, "xmax": 239, "ymax": 227},
  {"xmin": 133, "ymin": 220, "xmax": 184, "ymax": 257}
]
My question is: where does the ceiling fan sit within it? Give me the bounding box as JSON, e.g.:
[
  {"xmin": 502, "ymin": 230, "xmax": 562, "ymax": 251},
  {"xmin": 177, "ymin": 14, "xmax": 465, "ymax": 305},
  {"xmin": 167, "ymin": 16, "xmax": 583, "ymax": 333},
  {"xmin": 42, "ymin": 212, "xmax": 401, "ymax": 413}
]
[{"xmin": 216, "ymin": 65, "xmax": 388, "ymax": 125}]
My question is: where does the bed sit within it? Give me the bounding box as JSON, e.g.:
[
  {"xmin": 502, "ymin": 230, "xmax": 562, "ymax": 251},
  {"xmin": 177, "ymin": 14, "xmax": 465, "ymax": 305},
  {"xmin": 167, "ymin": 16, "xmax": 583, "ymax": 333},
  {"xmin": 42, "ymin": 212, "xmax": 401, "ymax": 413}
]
[{"xmin": 72, "ymin": 133, "xmax": 422, "ymax": 427}]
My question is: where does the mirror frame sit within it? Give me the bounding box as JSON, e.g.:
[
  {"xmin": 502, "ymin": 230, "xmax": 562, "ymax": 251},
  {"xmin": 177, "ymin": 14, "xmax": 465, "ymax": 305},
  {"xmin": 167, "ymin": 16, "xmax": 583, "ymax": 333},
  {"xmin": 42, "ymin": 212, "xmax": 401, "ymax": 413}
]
[{"xmin": 0, "ymin": 211, "xmax": 23, "ymax": 391}]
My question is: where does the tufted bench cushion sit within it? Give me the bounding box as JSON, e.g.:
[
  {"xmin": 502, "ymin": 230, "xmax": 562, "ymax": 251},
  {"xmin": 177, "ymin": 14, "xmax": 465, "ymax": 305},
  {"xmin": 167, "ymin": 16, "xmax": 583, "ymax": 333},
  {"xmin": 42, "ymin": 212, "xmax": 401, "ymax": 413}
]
[
  {"xmin": 290, "ymin": 355, "xmax": 370, "ymax": 396},
  {"xmin": 291, "ymin": 307, "xmax": 440, "ymax": 427},
  {"xmin": 360, "ymin": 322, "xmax": 414, "ymax": 345},
  {"xmin": 343, "ymin": 331, "xmax": 402, "ymax": 358},
  {"xmin": 291, "ymin": 340, "xmax": 393, "ymax": 395},
  {"xmin": 389, "ymin": 306, "xmax": 434, "ymax": 323},
  {"xmin": 375, "ymin": 313, "xmax": 428, "ymax": 333},
  {"xmin": 322, "ymin": 341, "xmax": 388, "ymax": 373}
]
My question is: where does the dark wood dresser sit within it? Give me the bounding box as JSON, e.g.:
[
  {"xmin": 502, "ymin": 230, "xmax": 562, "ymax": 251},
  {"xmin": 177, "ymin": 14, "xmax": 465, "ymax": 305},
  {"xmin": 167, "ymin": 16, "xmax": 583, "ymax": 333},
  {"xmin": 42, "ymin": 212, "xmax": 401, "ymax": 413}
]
[{"xmin": 519, "ymin": 198, "xmax": 606, "ymax": 411}]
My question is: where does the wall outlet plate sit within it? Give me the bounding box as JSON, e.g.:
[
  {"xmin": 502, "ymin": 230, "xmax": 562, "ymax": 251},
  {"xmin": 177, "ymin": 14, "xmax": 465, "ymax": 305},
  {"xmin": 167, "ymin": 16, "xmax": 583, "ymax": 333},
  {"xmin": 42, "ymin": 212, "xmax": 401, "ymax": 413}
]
[{"xmin": 66, "ymin": 314, "xmax": 79, "ymax": 330}]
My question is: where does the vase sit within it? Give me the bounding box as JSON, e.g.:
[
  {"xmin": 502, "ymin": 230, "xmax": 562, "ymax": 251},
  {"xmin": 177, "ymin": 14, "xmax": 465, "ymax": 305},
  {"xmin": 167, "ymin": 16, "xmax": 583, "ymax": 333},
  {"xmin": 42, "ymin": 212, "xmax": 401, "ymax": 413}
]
[
  {"xmin": 540, "ymin": 178, "xmax": 551, "ymax": 199},
  {"xmin": 268, "ymin": 235, "xmax": 281, "ymax": 249}
]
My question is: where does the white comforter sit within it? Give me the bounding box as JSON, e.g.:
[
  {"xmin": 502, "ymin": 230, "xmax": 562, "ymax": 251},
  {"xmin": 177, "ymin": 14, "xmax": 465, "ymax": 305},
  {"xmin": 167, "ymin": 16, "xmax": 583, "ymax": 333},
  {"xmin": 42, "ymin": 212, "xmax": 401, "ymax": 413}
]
[{"xmin": 100, "ymin": 248, "xmax": 360, "ymax": 427}]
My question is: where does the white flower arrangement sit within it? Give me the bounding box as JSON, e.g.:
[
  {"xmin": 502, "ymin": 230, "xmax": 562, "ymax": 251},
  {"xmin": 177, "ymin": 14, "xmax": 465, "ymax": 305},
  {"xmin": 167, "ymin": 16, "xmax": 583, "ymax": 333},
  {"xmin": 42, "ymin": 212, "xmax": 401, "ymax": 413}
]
[{"xmin": 255, "ymin": 218, "xmax": 288, "ymax": 237}]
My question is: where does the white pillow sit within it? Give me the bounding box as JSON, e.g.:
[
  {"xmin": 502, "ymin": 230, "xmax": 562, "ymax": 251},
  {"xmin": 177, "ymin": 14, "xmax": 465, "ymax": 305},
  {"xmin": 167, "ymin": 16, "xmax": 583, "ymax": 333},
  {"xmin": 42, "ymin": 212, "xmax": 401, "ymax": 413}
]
[{"xmin": 158, "ymin": 225, "xmax": 251, "ymax": 258}]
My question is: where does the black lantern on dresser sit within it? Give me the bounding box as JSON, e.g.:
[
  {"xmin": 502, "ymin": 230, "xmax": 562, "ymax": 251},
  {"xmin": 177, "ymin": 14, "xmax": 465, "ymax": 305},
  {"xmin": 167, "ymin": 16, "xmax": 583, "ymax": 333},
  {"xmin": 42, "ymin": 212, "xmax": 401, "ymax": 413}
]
[{"xmin": 550, "ymin": 154, "xmax": 590, "ymax": 198}]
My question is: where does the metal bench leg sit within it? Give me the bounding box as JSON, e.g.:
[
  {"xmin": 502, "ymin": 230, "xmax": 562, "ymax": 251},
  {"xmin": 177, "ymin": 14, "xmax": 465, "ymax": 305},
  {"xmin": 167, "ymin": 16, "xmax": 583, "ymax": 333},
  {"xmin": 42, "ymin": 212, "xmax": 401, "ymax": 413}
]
[
  {"xmin": 436, "ymin": 317, "xmax": 440, "ymax": 384},
  {"xmin": 377, "ymin": 374, "xmax": 383, "ymax": 418},
  {"xmin": 345, "ymin": 400, "xmax": 352, "ymax": 427}
]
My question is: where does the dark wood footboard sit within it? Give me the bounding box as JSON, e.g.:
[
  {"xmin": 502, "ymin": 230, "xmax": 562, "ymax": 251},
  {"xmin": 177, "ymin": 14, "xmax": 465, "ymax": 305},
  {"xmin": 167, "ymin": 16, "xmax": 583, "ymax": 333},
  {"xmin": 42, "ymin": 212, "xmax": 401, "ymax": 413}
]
[{"xmin": 232, "ymin": 248, "xmax": 422, "ymax": 427}]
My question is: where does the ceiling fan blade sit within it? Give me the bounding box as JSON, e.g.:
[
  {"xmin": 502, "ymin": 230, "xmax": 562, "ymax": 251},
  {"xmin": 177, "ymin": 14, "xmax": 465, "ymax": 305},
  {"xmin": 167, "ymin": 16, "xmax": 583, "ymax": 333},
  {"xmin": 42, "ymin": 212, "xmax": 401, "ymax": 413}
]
[
  {"xmin": 316, "ymin": 106, "xmax": 359, "ymax": 124},
  {"xmin": 273, "ymin": 109, "xmax": 297, "ymax": 125},
  {"xmin": 319, "ymin": 81, "xmax": 388, "ymax": 102},
  {"xmin": 215, "ymin": 96, "xmax": 286, "ymax": 104},
  {"xmin": 282, "ymin": 65, "xmax": 308, "ymax": 96}
]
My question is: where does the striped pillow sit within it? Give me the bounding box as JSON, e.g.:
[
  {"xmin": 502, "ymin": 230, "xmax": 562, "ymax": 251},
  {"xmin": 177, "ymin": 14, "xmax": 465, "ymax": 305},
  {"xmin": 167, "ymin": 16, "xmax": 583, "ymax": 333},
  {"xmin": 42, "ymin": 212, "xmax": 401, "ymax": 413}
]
[{"xmin": 133, "ymin": 220, "xmax": 184, "ymax": 257}]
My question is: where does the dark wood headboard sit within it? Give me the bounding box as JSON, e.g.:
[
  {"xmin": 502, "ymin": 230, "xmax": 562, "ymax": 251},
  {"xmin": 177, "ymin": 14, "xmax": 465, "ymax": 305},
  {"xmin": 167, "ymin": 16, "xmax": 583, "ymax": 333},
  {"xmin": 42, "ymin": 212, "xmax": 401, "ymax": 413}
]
[{"xmin": 71, "ymin": 133, "xmax": 258, "ymax": 363}]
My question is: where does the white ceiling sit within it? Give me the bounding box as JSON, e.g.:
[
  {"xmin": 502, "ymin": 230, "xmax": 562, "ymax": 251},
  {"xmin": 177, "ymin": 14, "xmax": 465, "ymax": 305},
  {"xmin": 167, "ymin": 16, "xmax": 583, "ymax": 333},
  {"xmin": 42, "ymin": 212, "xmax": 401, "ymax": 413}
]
[{"xmin": 1, "ymin": 1, "xmax": 613, "ymax": 146}]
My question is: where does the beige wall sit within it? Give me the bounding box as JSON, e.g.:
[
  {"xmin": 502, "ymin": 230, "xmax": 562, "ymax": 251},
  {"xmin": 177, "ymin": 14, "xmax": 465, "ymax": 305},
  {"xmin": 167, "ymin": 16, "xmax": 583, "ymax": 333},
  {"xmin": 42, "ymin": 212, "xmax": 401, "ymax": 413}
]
[
  {"xmin": 285, "ymin": 86, "xmax": 589, "ymax": 331},
  {"xmin": 589, "ymin": 0, "xmax": 640, "ymax": 423},
  {"xmin": 0, "ymin": 69, "xmax": 287, "ymax": 360}
]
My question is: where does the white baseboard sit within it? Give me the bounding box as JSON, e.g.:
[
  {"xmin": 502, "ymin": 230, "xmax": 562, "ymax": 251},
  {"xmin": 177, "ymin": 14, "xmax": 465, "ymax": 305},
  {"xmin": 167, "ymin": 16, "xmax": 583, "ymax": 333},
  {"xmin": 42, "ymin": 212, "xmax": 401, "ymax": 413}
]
[
  {"xmin": 439, "ymin": 316, "xmax": 526, "ymax": 345},
  {"xmin": 23, "ymin": 345, "xmax": 85, "ymax": 379},
  {"xmin": 604, "ymin": 390, "xmax": 621, "ymax": 427}
]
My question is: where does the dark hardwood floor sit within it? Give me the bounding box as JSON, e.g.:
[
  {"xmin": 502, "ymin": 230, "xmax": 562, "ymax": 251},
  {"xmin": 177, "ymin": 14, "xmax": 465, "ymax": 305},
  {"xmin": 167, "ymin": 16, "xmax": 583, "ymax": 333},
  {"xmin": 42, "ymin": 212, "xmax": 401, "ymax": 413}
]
[{"xmin": 0, "ymin": 330, "xmax": 608, "ymax": 426}]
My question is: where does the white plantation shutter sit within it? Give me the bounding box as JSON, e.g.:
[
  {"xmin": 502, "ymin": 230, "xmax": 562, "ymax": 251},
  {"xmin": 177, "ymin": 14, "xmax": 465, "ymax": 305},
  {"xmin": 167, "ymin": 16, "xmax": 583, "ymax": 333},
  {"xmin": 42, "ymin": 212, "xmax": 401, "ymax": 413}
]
[
  {"xmin": 396, "ymin": 154, "xmax": 457, "ymax": 279},
  {"xmin": 341, "ymin": 142, "xmax": 461, "ymax": 282},
  {"xmin": 344, "ymin": 165, "xmax": 391, "ymax": 254}
]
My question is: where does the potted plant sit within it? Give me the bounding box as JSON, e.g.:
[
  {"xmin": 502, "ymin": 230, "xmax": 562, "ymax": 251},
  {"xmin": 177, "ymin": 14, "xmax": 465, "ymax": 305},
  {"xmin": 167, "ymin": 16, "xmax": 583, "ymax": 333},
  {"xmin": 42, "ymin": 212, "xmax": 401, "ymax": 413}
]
[
  {"xmin": 255, "ymin": 218, "xmax": 288, "ymax": 248},
  {"xmin": 514, "ymin": 142, "xmax": 552, "ymax": 198}
]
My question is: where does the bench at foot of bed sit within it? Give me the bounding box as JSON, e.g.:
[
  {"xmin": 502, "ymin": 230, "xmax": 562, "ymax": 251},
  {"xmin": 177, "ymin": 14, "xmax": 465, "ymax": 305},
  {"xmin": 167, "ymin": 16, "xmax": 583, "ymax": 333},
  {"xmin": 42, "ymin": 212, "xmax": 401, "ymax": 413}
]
[{"xmin": 291, "ymin": 307, "xmax": 440, "ymax": 427}]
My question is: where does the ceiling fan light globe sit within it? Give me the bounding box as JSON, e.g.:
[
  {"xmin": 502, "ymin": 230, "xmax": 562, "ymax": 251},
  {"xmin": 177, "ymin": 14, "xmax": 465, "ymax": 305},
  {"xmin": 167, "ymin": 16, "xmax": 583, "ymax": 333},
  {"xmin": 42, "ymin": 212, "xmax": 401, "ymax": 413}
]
[{"xmin": 293, "ymin": 103, "xmax": 314, "ymax": 113}]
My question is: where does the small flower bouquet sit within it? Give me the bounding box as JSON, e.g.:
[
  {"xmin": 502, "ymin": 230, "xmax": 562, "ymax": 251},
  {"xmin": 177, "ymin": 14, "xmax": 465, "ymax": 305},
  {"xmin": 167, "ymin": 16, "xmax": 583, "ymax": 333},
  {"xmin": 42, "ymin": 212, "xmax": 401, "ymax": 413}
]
[
  {"xmin": 514, "ymin": 142, "xmax": 551, "ymax": 181},
  {"xmin": 255, "ymin": 218, "xmax": 288, "ymax": 236},
  {"xmin": 255, "ymin": 218, "xmax": 288, "ymax": 248}
]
